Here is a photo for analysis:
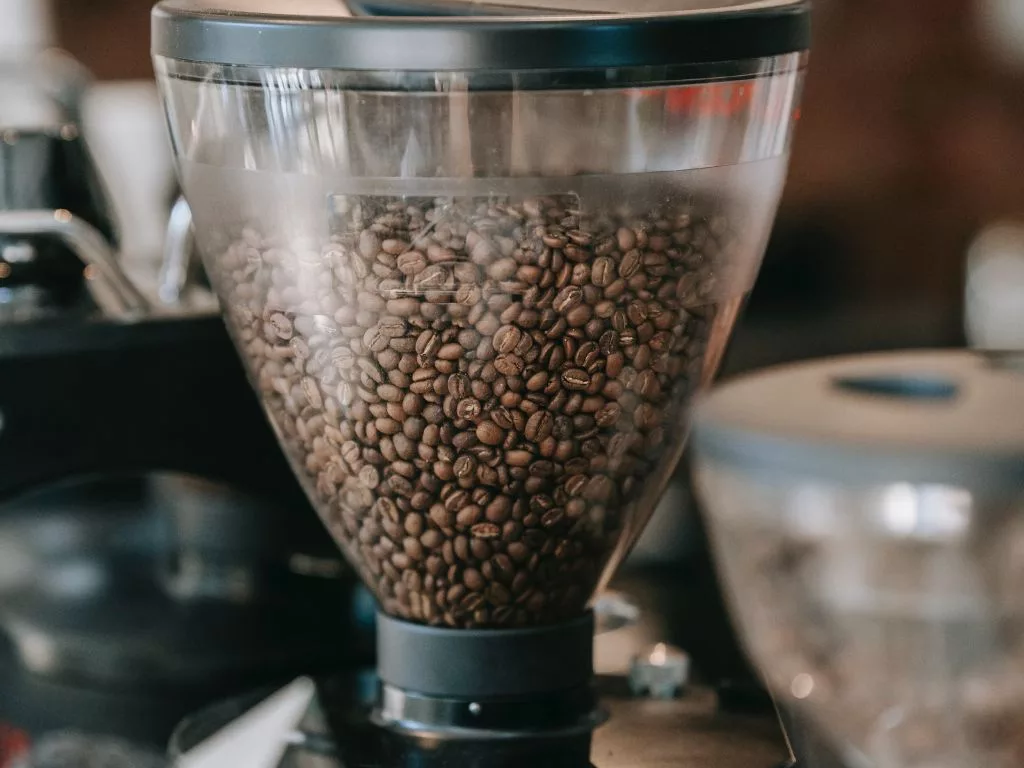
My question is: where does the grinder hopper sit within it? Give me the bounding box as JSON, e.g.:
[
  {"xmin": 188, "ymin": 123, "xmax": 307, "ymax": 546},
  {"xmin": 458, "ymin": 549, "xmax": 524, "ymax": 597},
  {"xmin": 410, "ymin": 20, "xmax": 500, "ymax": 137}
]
[{"xmin": 152, "ymin": 0, "xmax": 810, "ymax": 748}]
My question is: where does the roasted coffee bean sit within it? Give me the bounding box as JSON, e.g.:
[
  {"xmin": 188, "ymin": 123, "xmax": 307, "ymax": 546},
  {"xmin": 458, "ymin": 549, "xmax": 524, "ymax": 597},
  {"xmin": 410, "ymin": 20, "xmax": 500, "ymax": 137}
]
[
  {"xmin": 486, "ymin": 495, "xmax": 513, "ymax": 523},
  {"xmin": 627, "ymin": 300, "xmax": 649, "ymax": 326},
  {"xmin": 456, "ymin": 398, "xmax": 482, "ymax": 421},
  {"xmin": 476, "ymin": 420, "xmax": 505, "ymax": 446},
  {"xmin": 561, "ymin": 369, "xmax": 591, "ymax": 392},
  {"xmin": 214, "ymin": 194, "xmax": 725, "ymax": 629},
  {"xmin": 471, "ymin": 538, "xmax": 492, "ymax": 561},
  {"xmin": 487, "ymin": 582, "xmax": 512, "ymax": 606},
  {"xmin": 595, "ymin": 402, "xmax": 622, "ymax": 428},
  {"xmin": 490, "ymin": 407, "xmax": 515, "ymax": 431},
  {"xmin": 494, "ymin": 354, "xmax": 525, "ymax": 377},
  {"xmin": 359, "ymin": 465, "xmax": 380, "ymax": 489},
  {"xmin": 457, "ymin": 504, "xmax": 483, "ymax": 528},
  {"xmin": 464, "ymin": 568, "xmax": 485, "ymax": 591},
  {"xmin": 506, "ymin": 450, "xmax": 532, "ymax": 468},
  {"xmin": 525, "ymin": 410, "xmax": 554, "ymax": 442},
  {"xmin": 591, "ymin": 256, "xmax": 614, "ymax": 287},
  {"xmin": 553, "ymin": 286, "xmax": 583, "ymax": 313},
  {"xmin": 454, "ymin": 455, "xmax": 477, "ymax": 479},
  {"xmin": 493, "ymin": 325, "xmax": 522, "ymax": 354},
  {"xmin": 448, "ymin": 373, "xmax": 471, "ymax": 399},
  {"xmin": 472, "ymin": 523, "xmax": 501, "ymax": 540}
]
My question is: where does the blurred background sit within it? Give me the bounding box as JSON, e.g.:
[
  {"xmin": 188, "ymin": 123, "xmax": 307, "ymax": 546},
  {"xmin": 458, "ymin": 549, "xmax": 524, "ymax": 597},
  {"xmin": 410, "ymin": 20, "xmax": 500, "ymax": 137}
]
[
  {"xmin": 21, "ymin": 0, "xmax": 1024, "ymax": 356},
  {"xmin": 0, "ymin": 0, "xmax": 1023, "ymax": 763},
  {"xmin": 46, "ymin": 0, "xmax": 1024, "ymax": 323}
]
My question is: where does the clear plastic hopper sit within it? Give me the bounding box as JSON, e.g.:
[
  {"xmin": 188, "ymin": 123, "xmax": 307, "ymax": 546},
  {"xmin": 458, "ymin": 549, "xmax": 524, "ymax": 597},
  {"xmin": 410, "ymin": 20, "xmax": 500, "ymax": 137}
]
[{"xmin": 153, "ymin": 0, "xmax": 810, "ymax": 745}]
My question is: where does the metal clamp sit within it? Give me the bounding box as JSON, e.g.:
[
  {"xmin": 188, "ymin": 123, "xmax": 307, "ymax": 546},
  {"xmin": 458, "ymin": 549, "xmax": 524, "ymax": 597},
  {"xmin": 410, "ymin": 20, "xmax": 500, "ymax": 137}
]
[{"xmin": 0, "ymin": 209, "xmax": 149, "ymax": 319}]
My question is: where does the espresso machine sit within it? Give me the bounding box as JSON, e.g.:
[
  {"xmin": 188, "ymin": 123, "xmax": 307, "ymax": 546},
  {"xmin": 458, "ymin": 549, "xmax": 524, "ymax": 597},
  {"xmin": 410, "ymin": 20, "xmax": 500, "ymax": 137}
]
[
  {"xmin": 693, "ymin": 350, "xmax": 1024, "ymax": 768},
  {"xmin": 145, "ymin": 0, "xmax": 812, "ymax": 765}
]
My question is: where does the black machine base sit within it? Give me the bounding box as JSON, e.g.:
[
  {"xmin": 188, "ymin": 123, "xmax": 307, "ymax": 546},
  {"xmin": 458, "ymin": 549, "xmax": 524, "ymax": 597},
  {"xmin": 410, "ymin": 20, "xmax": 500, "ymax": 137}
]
[
  {"xmin": 171, "ymin": 672, "xmax": 794, "ymax": 768},
  {"xmin": 375, "ymin": 611, "xmax": 601, "ymax": 737}
]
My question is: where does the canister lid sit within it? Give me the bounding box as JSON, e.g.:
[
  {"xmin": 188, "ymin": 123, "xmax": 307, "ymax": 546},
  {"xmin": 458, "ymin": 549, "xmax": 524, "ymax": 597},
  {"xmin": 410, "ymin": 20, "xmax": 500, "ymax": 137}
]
[
  {"xmin": 152, "ymin": 0, "xmax": 809, "ymax": 73},
  {"xmin": 691, "ymin": 351, "xmax": 1024, "ymax": 490}
]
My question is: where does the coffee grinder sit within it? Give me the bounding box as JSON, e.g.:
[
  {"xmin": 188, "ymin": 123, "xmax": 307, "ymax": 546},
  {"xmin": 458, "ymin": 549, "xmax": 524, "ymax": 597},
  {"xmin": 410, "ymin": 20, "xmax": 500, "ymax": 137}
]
[
  {"xmin": 693, "ymin": 350, "xmax": 1024, "ymax": 768},
  {"xmin": 152, "ymin": 1, "xmax": 811, "ymax": 765}
]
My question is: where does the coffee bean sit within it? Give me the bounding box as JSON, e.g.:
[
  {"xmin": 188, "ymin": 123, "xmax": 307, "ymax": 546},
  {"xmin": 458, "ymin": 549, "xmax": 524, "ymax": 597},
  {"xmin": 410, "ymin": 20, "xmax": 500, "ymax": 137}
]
[
  {"xmin": 565, "ymin": 304, "xmax": 593, "ymax": 328},
  {"xmin": 493, "ymin": 325, "xmax": 522, "ymax": 354},
  {"xmin": 486, "ymin": 495, "xmax": 513, "ymax": 523},
  {"xmin": 525, "ymin": 371, "xmax": 548, "ymax": 392},
  {"xmin": 553, "ymin": 286, "xmax": 583, "ymax": 314},
  {"xmin": 541, "ymin": 508, "xmax": 565, "ymax": 528},
  {"xmin": 506, "ymin": 450, "xmax": 532, "ymax": 468},
  {"xmin": 472, "ymin": 523, "xmax": 501, "ymax": 540},
  {"xmin": 636, "ymin": 369, "xmax": 662, "ymax": 399},
  {"xmin": 464, "ymin": 568, "xmax": 485, "ymax": 591},
  {"xmin": 525, "ymin": 410, "xmax": 554, "ymax": 442},
  {"xmin": 439, "ymin": 343, "xmax": 463, "ymax": 361},
  {"xmin": 561, "ymin": 369, "xmax": 591, "ymax": 392},
  {"xmin": 584, "ymin": 475, "xmax": 615, "ymax": 502},
  {"xmin": 490, "ymin": 407, "xmax": 514, "ymax": 431},
  {"xmin": 429, "ymin": 504, "xmax": 452, "ymax": 529},
  {"xmin": 595, "ymin": 402, "xmax": 622, "ymax": 428},
  {"xmin": 456, "ymin": 398, "xmax": 482, "ymax": 421},
  {"xmin": 359, "ymin": 465, "xmax": 380, "ymax": 489},
  {"xmin": 454, "ymin": 454, "xmax": 477, "ymax": 479},
  {"xmin": 627, "ymin": 300, "xmax": 648, "ymax": 326},
  {"xmin": 604, "ymin": 278, "xmax": 627, "ymax": 300},
  {"xmin": 457, "ymin": 505, "xmax": 482, "ymax": 528},
  {"xmin": 404, "ymin": 513, "xmax": 425, "ymax": 537},
  {"xmin": 420, "ymin": 529, "xmax": 444, "ymax": 550},
  {"xmin": 445, "ymin": 489, "xmax": 470, "ymax": 515},
  {"xmin": 487, "ymin": 582, "xmax": 512, "ymax": 606},
  {"xmin": 591, "ymin": 256, "xmax": 615, "ymax": 287},
  {"xmin": 476, "ymin": 421, "xmax": 504, "ymax": 446},
  {"xmin": 494, "ymin": 354, "xmax": 525, "ymax": 377},
  {"xmin": 616, "ymin": 227, "xmax": 637, "ymax": 252},
  {"xmin": 376, "ymin": 417, "xmax": 401, "ymax": 436}
]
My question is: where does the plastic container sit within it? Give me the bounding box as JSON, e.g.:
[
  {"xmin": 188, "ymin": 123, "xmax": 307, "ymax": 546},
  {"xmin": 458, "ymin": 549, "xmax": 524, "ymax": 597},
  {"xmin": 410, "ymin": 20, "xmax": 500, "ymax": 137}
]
[
  {"xmin": 153, "ymin": 0, "xmax": 810, "ymax": 629},
  {"xmin": 692, "ymin": 351, "xmax": 1024, "ymax": 768}
]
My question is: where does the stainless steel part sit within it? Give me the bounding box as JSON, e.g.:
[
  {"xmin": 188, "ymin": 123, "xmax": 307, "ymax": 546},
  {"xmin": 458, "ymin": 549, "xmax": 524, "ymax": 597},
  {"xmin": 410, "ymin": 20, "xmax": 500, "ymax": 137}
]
[
  {"xmin": 0, "ymin": 48, "xmax": 91, "ymax": 128},
  {"xmin": 373, "ymin": 683, "xmax": 604, "ymax": 738},
  {"xmin": 0, "ymin": 209, "xmax": 149, "ymax": 318},
  {"xmin": 36, "ymin": 48, "xmax": 92, "ymax": 128}
]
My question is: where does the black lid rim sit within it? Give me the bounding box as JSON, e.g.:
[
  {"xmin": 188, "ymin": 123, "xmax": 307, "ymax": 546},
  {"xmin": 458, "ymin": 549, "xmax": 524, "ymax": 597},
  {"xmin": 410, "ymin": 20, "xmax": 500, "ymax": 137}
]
[{"xmin": 151, "ymin": 1, "xmax": 810, "ymax": 72}]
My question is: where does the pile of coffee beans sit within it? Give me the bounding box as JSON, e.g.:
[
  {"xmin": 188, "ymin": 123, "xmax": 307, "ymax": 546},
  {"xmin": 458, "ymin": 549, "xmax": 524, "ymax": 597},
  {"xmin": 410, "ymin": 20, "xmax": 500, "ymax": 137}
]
[{"xmin": 212, "ymin": 195, "xmax": 734, "ymax": 628}]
